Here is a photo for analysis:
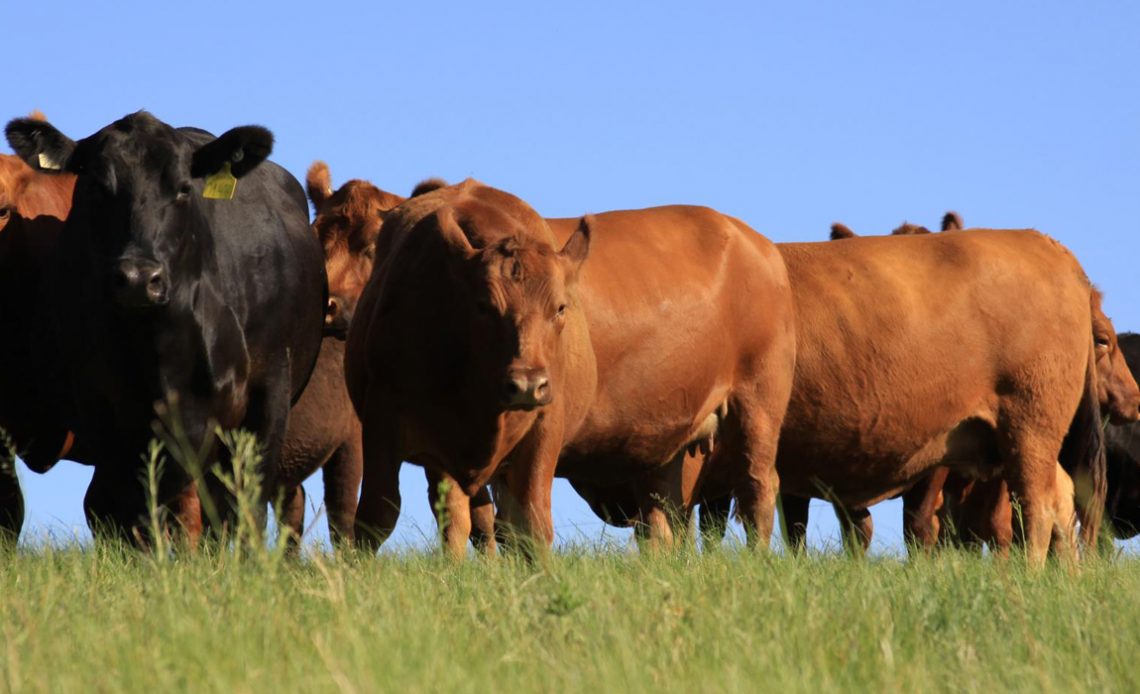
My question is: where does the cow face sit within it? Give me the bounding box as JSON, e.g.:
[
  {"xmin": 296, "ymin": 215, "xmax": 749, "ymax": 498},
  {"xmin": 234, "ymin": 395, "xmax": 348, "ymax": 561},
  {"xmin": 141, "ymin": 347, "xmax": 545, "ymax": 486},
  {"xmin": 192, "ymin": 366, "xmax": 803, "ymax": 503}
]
[
  {"xmin": 439, "ymin": 209, "xmax": 590, "ymax": 413},
  {"xmin": 306, "ymin": 162, "xmax": 405, "ymax": 336},
  {"xmin": 5, "ymin": 112, "xmax": 273, "ymax": 312},
  {"xmin": 1091, "ymin": 291, "xmax": 1140, "ymax": 424}
]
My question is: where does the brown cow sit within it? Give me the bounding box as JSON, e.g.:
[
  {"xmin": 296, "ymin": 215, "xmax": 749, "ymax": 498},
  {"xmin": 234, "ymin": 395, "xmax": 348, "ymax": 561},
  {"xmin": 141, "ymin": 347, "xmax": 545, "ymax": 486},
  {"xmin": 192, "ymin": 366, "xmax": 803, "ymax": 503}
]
[
  {"xmin": 0, "ymin": 135, "xmax": 77, "ymax": 539},
  {"xmin": 297, "ymin": 165, "xmax": 499, "ymax": 554},
  {"xmin": 633, "ymin": 225, "xmax": 1116, "ymax": 561},
  {"xmin": 778, "ymin": 211, "xmax": 963, "ymax": 553},
  {"xmin": 347, "ymin": 180, "xmax": 797, "ymax": 556},
  {"xmin": 774, "ymin": 229, "xmax": 1123, "ymax": 565},
  {"xmin": 257, "ymin": 162, "xmax": 400, "ymax": 549}
]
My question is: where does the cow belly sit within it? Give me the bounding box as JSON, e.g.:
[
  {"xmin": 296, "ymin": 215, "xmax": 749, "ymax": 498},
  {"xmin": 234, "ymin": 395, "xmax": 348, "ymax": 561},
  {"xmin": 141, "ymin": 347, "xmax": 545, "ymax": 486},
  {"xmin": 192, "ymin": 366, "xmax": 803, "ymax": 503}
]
[{"xmin": 777, "ymin": 413, "xmax": 1002, "ymax": 507}]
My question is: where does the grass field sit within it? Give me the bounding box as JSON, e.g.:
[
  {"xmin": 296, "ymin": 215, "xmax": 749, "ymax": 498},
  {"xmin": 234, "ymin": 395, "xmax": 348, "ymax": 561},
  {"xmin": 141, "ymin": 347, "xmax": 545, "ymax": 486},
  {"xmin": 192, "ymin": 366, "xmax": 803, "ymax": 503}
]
[{"xmin": 2, "ymin": 540, "xmax": 1138, "ymax": 693}]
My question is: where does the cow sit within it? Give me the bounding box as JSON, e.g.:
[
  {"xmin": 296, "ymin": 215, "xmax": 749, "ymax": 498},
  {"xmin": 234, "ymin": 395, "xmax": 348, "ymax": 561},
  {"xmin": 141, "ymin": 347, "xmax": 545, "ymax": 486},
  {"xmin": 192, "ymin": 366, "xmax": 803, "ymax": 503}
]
[
  {"xmin": 832, "ymin": 214, "xmax": 1138, "ymax": 555},
  {"xmin": 778, "ymin": 211, "xmax": 964, "ymax": 553},
  {"xmin": 4, "ymin": 111, "xmax": 326, "ymax": 544},
  {"xmin": 775, "ymin": 228, "xmax": 1129, "ymax": 564},
  {"xmin": 1105, "ymin": 333, "xmax": 1140, "ymax": 539},
  {"xmin": 0, "ymin": 118, "xmax": 79, "ymax": 540},
  {"xmin": 600, "ymin": 224, "xmax": 1121, "ymax": 563},
  {"xmin": 347, "ymin": 179, "xmax": 797, "ymax": 557}
]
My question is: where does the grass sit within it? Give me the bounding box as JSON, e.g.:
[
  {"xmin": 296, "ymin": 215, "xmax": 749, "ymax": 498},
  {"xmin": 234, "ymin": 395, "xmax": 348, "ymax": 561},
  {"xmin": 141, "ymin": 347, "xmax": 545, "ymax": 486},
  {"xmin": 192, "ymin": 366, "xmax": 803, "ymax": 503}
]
[{"xmin": 1, "ymin": 542, "xmax": 1139, "ymax": 693}]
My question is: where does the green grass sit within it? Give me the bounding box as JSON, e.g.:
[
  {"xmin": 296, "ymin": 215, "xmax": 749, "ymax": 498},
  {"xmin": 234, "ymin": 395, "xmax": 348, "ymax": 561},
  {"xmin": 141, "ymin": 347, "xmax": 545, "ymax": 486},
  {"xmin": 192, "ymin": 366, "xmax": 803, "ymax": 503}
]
[{"xmin": 1, "ymin": 543, "xmax": 1138, "ymax": 693}]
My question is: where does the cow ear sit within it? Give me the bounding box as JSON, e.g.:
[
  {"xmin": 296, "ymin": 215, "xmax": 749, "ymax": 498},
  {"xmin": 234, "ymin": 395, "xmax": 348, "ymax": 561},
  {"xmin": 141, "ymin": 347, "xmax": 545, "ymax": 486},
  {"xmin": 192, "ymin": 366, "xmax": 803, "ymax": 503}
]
[
  {"xmin": 190, "ymin": 125, "xmax": 273, "ymax": 179},
  {"xmin": 560, "ymin": 215, "xmax": 592, "ymax": 280},
  {"xmin": 5, "ymin": 118, "xmax": 76, "ymax": 173},
  {"xmin": 306, "ymin": 161, "xmax": 333, "ymax": 214},
  {"xmin": 941, "ymin": 211, "xmax": 963, "ymax": 231},
  {"xmin": 829, "ymin": 223, "xmax": 856, "ymax": 240}
]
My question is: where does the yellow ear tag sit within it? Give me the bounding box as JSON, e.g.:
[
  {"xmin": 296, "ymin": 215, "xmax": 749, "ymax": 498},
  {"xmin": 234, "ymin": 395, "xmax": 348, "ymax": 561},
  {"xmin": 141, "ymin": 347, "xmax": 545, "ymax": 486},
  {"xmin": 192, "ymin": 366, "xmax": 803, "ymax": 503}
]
[
  {"xmin": 203, "ymin": 162, "xmax": 238, "ymax": 200},
  {"xmin": 37, "ymin": 152, "xmax": 63, "ymax": 171}
]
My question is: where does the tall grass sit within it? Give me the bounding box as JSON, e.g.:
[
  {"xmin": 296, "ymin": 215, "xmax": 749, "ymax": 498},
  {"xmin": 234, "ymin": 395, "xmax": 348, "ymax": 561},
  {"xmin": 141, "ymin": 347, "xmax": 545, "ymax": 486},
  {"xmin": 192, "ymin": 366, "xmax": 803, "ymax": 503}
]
[{"xmin": 1, "ymin": 543, "xmax": 1138, "ymax": 692}]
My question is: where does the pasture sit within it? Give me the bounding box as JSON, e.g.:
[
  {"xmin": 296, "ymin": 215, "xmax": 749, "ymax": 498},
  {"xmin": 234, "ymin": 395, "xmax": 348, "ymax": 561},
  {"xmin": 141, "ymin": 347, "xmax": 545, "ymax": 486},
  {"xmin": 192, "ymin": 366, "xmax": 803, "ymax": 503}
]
[{"xmin": 3, "ymin": 540, "xmax": 1139, "ymax": 692}]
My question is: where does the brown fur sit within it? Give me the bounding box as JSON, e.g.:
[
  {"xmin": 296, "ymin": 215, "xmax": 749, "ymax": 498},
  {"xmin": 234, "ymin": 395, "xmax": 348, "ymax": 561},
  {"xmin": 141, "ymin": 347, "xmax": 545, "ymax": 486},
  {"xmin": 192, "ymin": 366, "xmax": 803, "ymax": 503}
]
[{"xmin": 347, "ymin": 181, "xmax": 797, "ymax": 555}]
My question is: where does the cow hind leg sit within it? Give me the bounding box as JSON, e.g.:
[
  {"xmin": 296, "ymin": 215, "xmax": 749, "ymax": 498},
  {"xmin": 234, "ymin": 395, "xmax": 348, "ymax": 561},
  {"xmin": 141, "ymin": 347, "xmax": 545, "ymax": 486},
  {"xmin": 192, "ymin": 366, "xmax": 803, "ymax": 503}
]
[
  {"xmin": 1005, "ymin": 448, "xmax": 1062, "ymax": 567},
  {"xmin": 0, "ymin": 462, "xmax": 23, "ymax": 546},
  {"xmin": 1050, "ymin": 465, "xmax": 1078, "ymax": 565},
  {"xmin": 322, "ymin": 439, "xmax": 363, "ymax": 548},
  {"xmin": 468, "ymin": 485, "xmax": 498, "ymax": 556},
  {"xmin": 354, "ymin": 405, "xmax": 402, "ymax": 554},
  {"xmin": 902, "ymin": 468, "xmax": 947, "ymax": 555},
  {"xmin": 717, "ymin": 400, "xmax": 782, "ymax": 551},
  {"xmin": 699, "ymin": 494, "xmax": 731, "ymax": 551},
  {"xmin": 836, "ymin": 505, "xmax": 872, "ymax": 556},
  {"xmin": 779, "ymin": 494, "xmax": 810, "ymax": 554},
  {"xmin": 278, "ymin": 484, "xmax": 305, "ymax": 554}
]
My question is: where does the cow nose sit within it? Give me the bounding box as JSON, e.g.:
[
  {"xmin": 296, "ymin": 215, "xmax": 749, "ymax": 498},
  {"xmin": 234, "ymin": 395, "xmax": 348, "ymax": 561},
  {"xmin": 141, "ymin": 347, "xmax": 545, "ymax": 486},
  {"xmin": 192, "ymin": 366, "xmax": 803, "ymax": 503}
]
[
  {"xmin": 503, "ymin": 368, "xmax": 552, "ymax": 410},
  {"xmin": 113, "ymin": 258, "xmax": 168, "ymax": 308}
]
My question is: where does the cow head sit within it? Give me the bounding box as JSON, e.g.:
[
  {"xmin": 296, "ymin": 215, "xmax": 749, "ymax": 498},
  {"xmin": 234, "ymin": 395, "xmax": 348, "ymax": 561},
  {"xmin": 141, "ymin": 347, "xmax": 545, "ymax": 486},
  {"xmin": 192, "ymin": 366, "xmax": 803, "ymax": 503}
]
[
  {"xmin": 434, "ymin": 202, "xmax": 591, "ymax": 413},
  {"xmin": 306, "ymin": 161, "xmax": 406, "ymax": 336},
  {"xmin": 5, "ymin": 111, "xmax": 273, "ymax": 312},
  {"xmin": 1091, "ymin": 290, "xmax": 1140, "ymax": 424}
]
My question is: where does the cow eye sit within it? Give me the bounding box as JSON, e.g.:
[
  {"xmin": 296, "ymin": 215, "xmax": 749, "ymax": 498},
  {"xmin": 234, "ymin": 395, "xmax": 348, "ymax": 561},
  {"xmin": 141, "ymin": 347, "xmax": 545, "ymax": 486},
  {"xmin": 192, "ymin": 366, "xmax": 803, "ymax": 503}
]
[
  {"xmin": 555, "ymin": 304, "xmax": 567, "ymax": 319},
  {"xmin": 0, "ymin": 207, "xmax": 9, "ymax": 219},
  {"xmin": 1095, "ymin": 336, "xmax": 1110, "ymax": 349},
  {"xmin": 175, "ymin": 182, "xmax": 193, "ymax": 204}
]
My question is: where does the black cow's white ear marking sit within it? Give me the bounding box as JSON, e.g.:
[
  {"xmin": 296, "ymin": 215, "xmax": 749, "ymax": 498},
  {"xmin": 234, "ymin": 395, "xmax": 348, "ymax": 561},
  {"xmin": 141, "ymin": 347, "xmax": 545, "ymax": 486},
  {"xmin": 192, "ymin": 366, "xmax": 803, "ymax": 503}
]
[
  {"xmin": 4, "ymin": 118, "xmax": 76, "ymax": 174},
  {"xmin": 190, "ymin": 125, "xmax": 274, "ymax": 180}
]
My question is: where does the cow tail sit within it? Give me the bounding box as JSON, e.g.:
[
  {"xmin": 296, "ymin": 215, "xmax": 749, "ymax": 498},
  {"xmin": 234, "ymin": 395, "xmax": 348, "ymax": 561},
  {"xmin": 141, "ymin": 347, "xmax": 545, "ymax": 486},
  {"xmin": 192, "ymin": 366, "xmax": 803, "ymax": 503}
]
[{"xmin": 1059, "ymin": 340, "xmax": 1107, "ymax": 552}]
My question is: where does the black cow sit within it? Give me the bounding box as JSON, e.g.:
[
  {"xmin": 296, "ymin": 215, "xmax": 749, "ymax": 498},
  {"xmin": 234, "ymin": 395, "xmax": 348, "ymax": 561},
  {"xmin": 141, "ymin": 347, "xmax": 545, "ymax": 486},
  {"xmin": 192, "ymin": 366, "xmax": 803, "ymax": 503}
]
[
  {"xmin": 1106, "ymin": 333, "xmax": 1140, "ymax": 539},
  {"xmin": 4, "ymin": 111, "xmax": 325, "ymax": 541}
]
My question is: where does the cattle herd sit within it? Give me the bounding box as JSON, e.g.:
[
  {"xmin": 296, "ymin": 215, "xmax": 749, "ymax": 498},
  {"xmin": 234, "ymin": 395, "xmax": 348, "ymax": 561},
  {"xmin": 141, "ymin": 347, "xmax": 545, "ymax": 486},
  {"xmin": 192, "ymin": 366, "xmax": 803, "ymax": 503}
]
[{"xmin": 2, "ymin": 110, "xmax": 1140, "ymax": 566}]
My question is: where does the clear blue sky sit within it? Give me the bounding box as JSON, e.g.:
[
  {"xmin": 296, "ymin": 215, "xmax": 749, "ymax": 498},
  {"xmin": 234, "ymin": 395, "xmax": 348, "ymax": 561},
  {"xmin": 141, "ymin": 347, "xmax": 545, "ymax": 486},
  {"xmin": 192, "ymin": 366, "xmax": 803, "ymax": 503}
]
[{"xmin": 8, "ymin": 2, "xmax": 1140, "ymax": 553}]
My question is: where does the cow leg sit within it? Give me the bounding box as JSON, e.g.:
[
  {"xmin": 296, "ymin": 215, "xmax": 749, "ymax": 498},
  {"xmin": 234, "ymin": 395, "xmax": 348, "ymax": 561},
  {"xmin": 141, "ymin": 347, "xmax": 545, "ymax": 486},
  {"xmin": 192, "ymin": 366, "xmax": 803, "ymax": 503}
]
[
  {"xmin": 1050, "ymin": 465, "xmax": 1078, "ymax": 565},
  {"xmin": 321, "ymin": 439, "xmax": 362, "ymax": 549},
  {"xmin": 468, "ymin": 485, "xmax": 498, "ymax": 556},
  {"xmin": 717, "ymin": 400, "xmax": 781, "ymax": 551},
  {"xmin": 1005, "ymin": 446, "xmax": 1061, "ymax": 567},
  {"xmin": 168, "ymin": 480, "xmax": 202, "ymax": 550},
  {"xmin": 0, "ymin": 458, "xmax": 23, "ymax": 546},
  {"xmin": 902, "ymin": 468, "xmax": 947, "ymax": 554},
  {"xmin": 425, "ymin": 468, "xmax": 473, "ymax": 560},
  {"xmin": 779, "ymin": 494, "xmax": 810, "ymax": 553},
  {"xmin": 979, "ymin": 480, "xmax": 1013, "ymax": 558},
  {"xmin": 836, "ymin": 505, "xmax": 872, "ymax": 556},
  {"xmin": 278, "ymin": 484, "xmax": 305, "ymax": 554},
  {"xmin": 499, "ymin": 420, "xmax": 562, "ymax": 557},
  {"xmin": 633, "ymin": 458, "xmax": 684, "ymax": 552},
  {"xmin": 354, "ymin": 405, "xmax": 401, "ymax": 554},
  {"xmin": 699, "ymin": 495, "xmax": 731, "ymax": 551}
]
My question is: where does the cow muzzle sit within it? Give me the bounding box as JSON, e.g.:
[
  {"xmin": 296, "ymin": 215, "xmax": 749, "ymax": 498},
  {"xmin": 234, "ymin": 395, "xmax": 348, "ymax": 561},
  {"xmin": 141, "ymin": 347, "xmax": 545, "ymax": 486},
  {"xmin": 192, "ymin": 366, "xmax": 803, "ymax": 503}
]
[
  {"xmin": 113, "ymin": 257, "xmax": 169, "ymax": 309},
  {"xmin": 503, "ymin": 367, "xmax": 552, "ymax": 410}
]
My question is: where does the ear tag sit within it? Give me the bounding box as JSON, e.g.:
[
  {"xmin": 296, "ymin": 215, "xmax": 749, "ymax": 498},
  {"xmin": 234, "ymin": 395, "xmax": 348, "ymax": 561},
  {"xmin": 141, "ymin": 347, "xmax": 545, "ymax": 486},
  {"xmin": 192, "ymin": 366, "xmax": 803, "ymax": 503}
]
[
  {"xmin": 203, "ymin": 162, "xmax": 238, "ymax": 200},
  {"xmin": 37, "ymin": 152, "xmax": 62, "ymax": 171}
]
